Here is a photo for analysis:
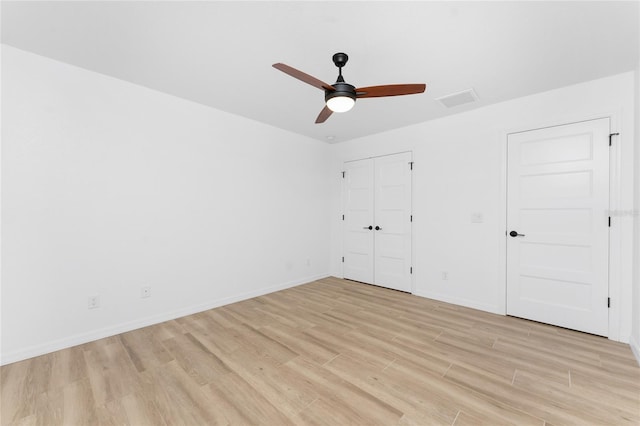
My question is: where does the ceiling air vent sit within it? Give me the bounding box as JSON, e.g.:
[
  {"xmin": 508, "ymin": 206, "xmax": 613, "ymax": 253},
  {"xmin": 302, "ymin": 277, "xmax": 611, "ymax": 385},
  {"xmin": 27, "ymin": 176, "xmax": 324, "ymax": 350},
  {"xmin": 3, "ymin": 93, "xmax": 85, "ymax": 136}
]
[{"xmin": 436, "ymin": 89, "xmax": 479, "ymax": 108}]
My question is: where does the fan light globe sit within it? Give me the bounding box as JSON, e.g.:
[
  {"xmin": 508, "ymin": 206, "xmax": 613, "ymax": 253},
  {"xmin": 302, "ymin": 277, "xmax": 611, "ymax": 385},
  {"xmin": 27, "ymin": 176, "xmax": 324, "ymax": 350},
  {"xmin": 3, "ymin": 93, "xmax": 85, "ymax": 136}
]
[{"xmin": 326, "ymin": 96, "xmax": 355, "ymax": 113}]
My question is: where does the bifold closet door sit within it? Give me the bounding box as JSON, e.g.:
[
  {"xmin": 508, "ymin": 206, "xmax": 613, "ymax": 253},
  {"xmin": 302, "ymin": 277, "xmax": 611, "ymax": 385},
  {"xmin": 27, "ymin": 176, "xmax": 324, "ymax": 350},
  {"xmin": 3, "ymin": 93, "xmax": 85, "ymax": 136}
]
[
  {"xmin": 343, "ymin": 152, "xmax": 412, "ymax": 292},
  {"xmin": 343, "ymin": 158, "xmax": 375, "ymax": 284}
]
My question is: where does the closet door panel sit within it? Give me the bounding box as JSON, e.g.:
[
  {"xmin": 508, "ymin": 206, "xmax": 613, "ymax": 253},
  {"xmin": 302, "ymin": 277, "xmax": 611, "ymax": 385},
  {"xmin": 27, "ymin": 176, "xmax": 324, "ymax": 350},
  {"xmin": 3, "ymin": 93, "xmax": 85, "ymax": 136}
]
[
  {"xmin": 343, "ymin": 159, "xmax": 375, "ymax": 284},
  {"xmin": 373, "ymin": 153, "xmax": 412, "ymax": 292}
]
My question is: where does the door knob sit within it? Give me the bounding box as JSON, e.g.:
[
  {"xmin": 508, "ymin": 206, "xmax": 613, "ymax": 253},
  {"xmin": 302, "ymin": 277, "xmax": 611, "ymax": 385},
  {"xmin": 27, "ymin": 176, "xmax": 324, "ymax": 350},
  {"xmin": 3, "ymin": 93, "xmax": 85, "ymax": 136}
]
[
  {"xmin": 375, "ymin": 226, "xmax": 382, "ymax": 231},
  {"xmin": 509, "ymin": 230, "xmax": 525, "ymax": 237},
  {"xmin": 362, "ymin": 226, "xmax": 373, "ymax": 230}
]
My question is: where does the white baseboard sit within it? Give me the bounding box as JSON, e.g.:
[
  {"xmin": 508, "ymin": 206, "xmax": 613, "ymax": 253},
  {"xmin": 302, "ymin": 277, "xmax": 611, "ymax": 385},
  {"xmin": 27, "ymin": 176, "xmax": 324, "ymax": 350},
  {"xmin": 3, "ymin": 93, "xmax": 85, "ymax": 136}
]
[
  {"xmin": 1, "ymin": 273, "xmax": 330, "ymax": 366},
  {"xmin": 630, "ymin": 335, "xmax": 640, "ymax": 366},
  {"xmin": 412, "ymin": 290, "xmax": 503, "ymax": 315}
]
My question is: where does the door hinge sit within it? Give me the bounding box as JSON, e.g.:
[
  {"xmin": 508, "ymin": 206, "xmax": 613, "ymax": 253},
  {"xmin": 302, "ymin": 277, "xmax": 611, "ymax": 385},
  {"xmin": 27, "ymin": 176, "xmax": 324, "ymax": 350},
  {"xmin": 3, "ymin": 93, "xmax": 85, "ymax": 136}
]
[
  {"xmin": 341, "ymin": 171, "xmax": 345, "ymax": 178},
  {"xmin": 608, "ymin": 216, "xmax": 611, "ymax": 227},
  {"xmin": 342, "ymin": 256, "xmax": 344, "ymax": 263},
  {"xmin": 410, "ymin": 215, "xmax": 413, "ymax": 222},
  {"xmin": 410, "ymin": 266, "xmax": 413, "ymax": 274},
  {"xmin": 609, "ymin": 132, "xmax": 619, "ymax": 146},
  {"xmin": 608, "ymin": 297, "xmax": 610, "ymax": 308},
  {"xmin": 409, "ymin": 161, "xmax": 414, "ymax": 170},
  {"xmin": 342, "ymin": 214, "xmax": 344, "ymax": 221}
]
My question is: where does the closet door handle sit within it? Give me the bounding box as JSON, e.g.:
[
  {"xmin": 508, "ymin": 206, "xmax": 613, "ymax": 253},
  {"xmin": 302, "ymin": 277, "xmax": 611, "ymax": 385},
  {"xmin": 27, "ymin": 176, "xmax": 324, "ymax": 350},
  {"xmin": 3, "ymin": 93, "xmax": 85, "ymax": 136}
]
[
  {"xmin": 363, "ymin": 226, "xmax": 373, "ymax": 230},
  {"xmin": 375, "ymin": 226, "xmax": 382, "ymax": 231}
]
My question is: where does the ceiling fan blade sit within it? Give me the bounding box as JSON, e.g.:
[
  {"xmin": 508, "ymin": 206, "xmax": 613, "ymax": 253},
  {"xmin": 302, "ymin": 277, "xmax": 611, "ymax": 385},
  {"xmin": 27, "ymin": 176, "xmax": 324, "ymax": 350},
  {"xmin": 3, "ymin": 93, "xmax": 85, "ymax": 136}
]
[
  {"xmin": 315, "ymin": 105, "xmax": 333, "ymax": 124},
  {"xmin": 273, "ymin": 63, "xmax": 335, "ymax": 91},
  {"xmin": 356, "ymin": 84, "xmax": 426, "ymax": 98}
]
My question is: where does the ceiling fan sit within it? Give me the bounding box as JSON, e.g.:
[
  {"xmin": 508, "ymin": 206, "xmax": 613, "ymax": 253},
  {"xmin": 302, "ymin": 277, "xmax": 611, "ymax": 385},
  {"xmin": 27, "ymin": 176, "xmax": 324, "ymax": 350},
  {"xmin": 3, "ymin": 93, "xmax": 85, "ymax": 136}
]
[{"xmin": 273, "ymin": 53, "xmax": 426, "ymax": 124}]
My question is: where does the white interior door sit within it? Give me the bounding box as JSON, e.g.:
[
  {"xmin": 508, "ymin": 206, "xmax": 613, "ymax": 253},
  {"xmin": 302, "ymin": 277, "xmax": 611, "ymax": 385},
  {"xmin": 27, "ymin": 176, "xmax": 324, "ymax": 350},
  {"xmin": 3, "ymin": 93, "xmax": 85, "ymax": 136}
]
[
  {"xmin": 343, "ymin": 158, "xmax": 375, "ymax": 284},
  {"xmin": 343, "ymin": 152, "xmax": 412, "ymax": 292},
  {"xmin": 373, "ymin": 152, "xmax": 412, "ymax": 292},
  {"xmin": 506, "ymin": 118, "xmax": 610, "ymax": 336}
]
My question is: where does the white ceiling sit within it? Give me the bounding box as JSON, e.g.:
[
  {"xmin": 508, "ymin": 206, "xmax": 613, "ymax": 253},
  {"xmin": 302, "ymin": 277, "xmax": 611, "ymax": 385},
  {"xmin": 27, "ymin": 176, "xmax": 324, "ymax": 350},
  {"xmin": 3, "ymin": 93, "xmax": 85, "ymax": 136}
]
[{"xmin": 2, "ymin": 1, "xmax": 639, "ymax": 143}]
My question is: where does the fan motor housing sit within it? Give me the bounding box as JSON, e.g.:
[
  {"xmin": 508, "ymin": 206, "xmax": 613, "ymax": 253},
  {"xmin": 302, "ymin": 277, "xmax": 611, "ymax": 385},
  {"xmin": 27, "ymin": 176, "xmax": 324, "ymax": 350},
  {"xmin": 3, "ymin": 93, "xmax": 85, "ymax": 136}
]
[{"xmin": 325, "ymin": 82, "xmax": 357, "ymax": 103}]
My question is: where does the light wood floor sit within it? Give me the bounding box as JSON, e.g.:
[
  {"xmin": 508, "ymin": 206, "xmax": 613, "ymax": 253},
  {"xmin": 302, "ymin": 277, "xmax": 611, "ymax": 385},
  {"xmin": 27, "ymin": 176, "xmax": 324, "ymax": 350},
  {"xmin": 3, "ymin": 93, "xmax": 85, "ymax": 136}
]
[{"xmin": 2, "ymin": 277, "xmax": 639, "ymax": 425}]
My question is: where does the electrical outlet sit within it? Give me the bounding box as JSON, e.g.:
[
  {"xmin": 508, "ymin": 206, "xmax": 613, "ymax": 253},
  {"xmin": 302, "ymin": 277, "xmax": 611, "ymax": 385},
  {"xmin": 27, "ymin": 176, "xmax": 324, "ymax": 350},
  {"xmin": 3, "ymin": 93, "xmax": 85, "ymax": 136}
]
[
  {"xmin": 88, "ymin": 296, "xmax": 100, "ymax": 309},
  {"xmin": 141, "ymin": 286, "xmax": 151, "ymax": 298},
  {"xmin": 442, "ymin": 271, "xmax": 448, "ymax": 281}
]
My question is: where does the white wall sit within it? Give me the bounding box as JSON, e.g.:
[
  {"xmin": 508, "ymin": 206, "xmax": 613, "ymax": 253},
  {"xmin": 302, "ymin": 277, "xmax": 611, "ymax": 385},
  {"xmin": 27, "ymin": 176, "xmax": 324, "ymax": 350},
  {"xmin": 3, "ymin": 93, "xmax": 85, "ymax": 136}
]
[
  {"xmin": 1, "ymin": 46, "xmax": 331, "ymax": 364},
  {"xmin": 330, "ymin": 72, "xmax": 636, "ymax": 342},
  {"xmin": 632, "ymin": 56, "xmax": 640, "ymax": 363}
]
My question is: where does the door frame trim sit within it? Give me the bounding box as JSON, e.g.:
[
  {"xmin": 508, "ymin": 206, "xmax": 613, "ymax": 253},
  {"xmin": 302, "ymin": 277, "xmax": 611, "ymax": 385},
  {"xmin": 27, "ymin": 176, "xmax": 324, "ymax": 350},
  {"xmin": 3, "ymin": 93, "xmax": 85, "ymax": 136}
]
[{"xmin": 499, "ymin": 111, "xmax": 623, "ymax": 341}]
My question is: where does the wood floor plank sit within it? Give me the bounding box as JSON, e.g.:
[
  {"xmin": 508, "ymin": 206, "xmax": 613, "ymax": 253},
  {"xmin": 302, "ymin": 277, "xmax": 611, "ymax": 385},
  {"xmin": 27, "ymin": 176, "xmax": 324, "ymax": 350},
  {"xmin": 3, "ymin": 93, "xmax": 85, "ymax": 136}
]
[
  {"xmin": 493, "ymin": 337, "xmax": 640, "ymax": 390},
  {"xmin": 205, "ymin": 372, "xmax": 296, "ymax": 425},
  {"xmin": 216, "ymin": 350, "xmax": 319, "ymax": 419},
  {"xmin": 186, "ymin": 327, "xmax": 243, "ymax": 356},
  {"xmin": 387, "ymin": 358, "xmax": 544, "ymax": 425},
  {"xmin": 1, "ymin": 358, "xmax": 37, "ymax": 423},
  {"xmin": 118, "ymin": 327, "xmax": 173, "ymax": 373},
  {"xmin": 513, "ymin": 369, "xmax": 639, "ymax": 424},
  {"xmin": 47, "ymin": 346, "xmax": 87, "ymax": 391},
  {"xmin": 452, "ymin": 410, "xmax": 498, "ymax": 426},
  {"xmin": 83, "ymin": 340, "xmax": 142, "ymax": 406},
  {"xmin": 143, "ymin": 319, "xmax": 185, "ymax": 343},
  {"xmin": 27, "ymin": 378, "xmax": 98, "ymax": 426},
  {"xmin": 305, "ymin": 326, "xmax": 396, "ymax": 370},
  {"xmin": 444, "ymin": 363, "xmax": 606, "ymax": 425},
  {"xmin": 96, "ymin": 391, "xmax": 166, "ymax": 426},
  {"xmin": 260, "ymin": 323, "xmax": 339, "ymax": 366},
  {"xmin": 139, "ymin": 360, "xmax": 228, "ymax": 425},
  {"xmin": 232, "ymin": 323, "xmax": 299, "ymax": 364},
  {"xmin": 347, "ymin": 328, "xmax": 452, "ymax": 376},
  {"xmin": 295, "ymin": 396, "xmax": 394, "ymax": 426},
  {"xmin": 8, "ymin": 415, "xmax": 36, "ymax": 426},
  {"xmin": 286, "ymin": 356, "xmax": 405, "ymax": 426},
  {"xmin": 323, "ymin": 353, "xmax": 458, "ymax": 425},
  {"xmin": 174, "ymin": 311, "xmax": 219, "ymax": 336},
  {"xmin": 2, "ymin": 277, "xmax": 638, "ymax": 425},
  {"xmin": 162, "ymin": 332, "xmax": 231, "ymax": 385},
  {"xmin": 60, "ymin": 378, "xmax": 99, "ymax": 425},
  {"xmin": 432, "ymin": 330, "xmax": 570, "ymax": 386},
  {"xmin": 570, "ymin": 368, "xmax": 640, "ymax": 402}
]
